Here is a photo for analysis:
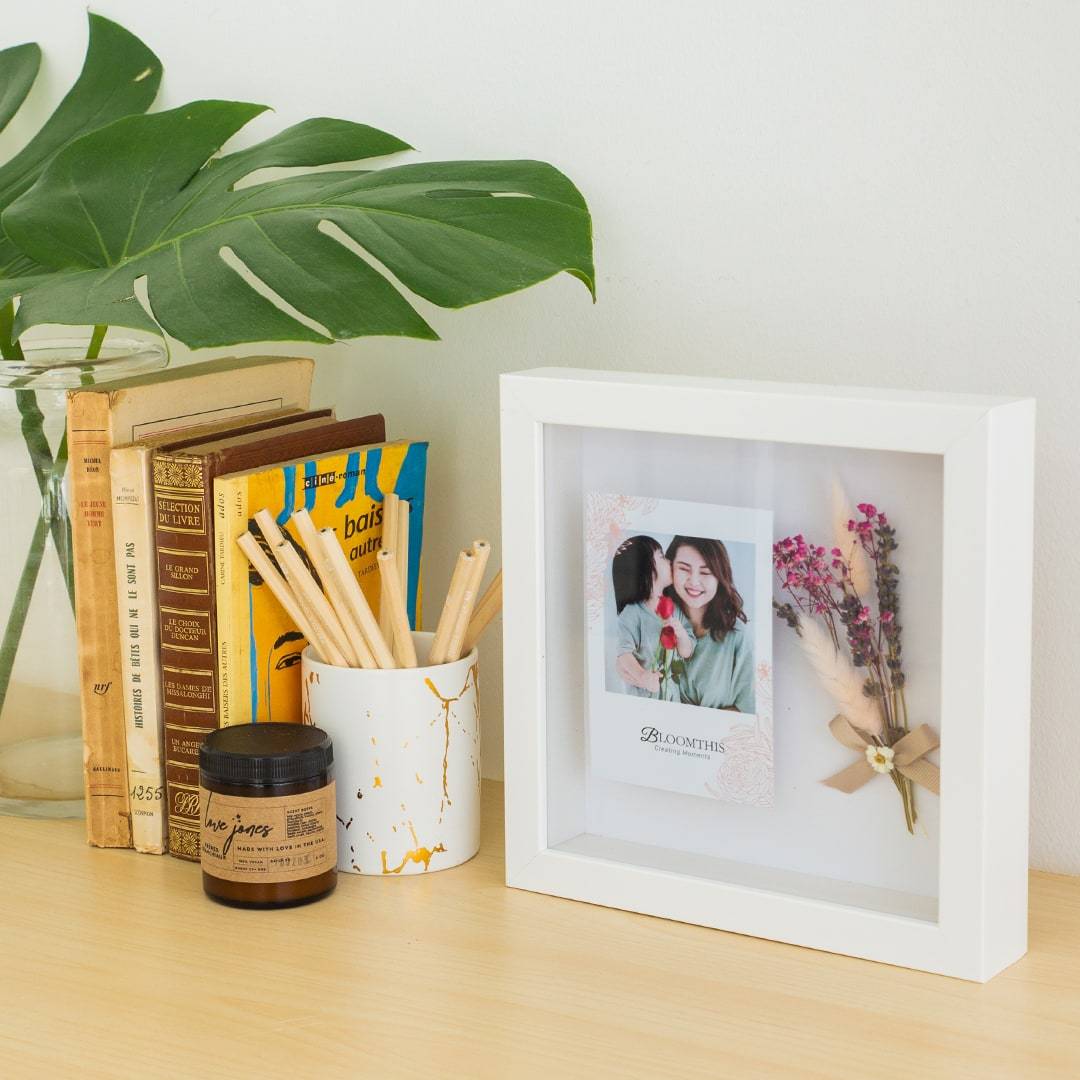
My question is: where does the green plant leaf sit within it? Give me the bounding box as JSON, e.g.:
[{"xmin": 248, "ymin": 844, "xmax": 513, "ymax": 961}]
[
  {"xmin": 3, "ymin": 100, "xmax": 595, "ymax": 348},
  {"xmin": 0, "ymin": 43, "xmax": 41, "ymax": 135},
  {"xmin": 0, "ymin": 13, "xmax": 162, "ymax": 279}
]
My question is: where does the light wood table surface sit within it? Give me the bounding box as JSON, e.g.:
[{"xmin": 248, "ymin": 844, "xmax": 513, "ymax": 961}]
[{"xmin": 2, "ymin": 781, "xmax": 1079, "ymax": 1079}]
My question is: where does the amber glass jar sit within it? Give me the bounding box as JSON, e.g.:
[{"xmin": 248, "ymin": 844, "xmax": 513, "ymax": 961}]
[{"xmin": 199, "ymin": 724, "xmax": 336, "ymax": 908}]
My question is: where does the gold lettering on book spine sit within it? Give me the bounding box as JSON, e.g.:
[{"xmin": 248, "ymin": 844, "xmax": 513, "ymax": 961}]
[{"xmin": 155, "ymin": 453, "xmax": 211, "ymax": 861}]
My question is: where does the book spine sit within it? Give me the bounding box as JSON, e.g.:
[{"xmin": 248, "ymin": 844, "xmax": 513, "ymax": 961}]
[
  {"xmin": 110, "ymin": 446, "xmax": 167, "ymax": 854},
  {"xmin": 214, "ymin": 474, "xmax": 251, "ymax": 726},
  {"xmin": 67, "ymin": 391, "xmax": 132, "ymax": 848},
  {"xmin": 153, "ymin": 452, "xmax": 217, "ymax": 861}
]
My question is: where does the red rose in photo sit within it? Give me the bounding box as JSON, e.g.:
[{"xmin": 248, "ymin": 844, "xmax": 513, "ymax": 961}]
[
  {"xmin": 659, "ymin": 625, "xmax": 677, "ymax": 651},
  {"xmin": 655, "ymin": 595, "xmax": 675, "ymax": 619}
]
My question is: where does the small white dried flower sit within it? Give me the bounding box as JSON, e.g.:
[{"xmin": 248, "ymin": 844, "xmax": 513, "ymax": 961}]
[{"xmin": 865, "ymin": 744, "xmax": 895, "ymax": 774}]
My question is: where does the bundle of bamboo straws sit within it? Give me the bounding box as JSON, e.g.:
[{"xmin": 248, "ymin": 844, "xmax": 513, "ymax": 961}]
[{"xmin": 235, "ymin": 494, "xmax": 501, "ymax": 669}]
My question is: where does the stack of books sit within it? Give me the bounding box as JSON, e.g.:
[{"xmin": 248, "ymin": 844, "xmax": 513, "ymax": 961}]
[{"xmin": 66, "ymin": 356, "xmax": 428, "ymax": 858}]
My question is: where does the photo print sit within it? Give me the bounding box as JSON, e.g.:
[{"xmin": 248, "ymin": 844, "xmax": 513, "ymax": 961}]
[{"xmin": 585, "ymin": 493, "xmax": 774, "ymax": 805}]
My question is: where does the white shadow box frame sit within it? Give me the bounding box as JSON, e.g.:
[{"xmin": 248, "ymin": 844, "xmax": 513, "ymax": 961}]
[{"xmin": 500, "ymin": 368, "xmax": 1035, "ymax": 982}]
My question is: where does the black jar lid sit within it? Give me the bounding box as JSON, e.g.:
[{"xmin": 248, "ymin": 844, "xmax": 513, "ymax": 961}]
[{"xmin": 200, "ymin": 724, "xmax": 333, "ymax": 788}]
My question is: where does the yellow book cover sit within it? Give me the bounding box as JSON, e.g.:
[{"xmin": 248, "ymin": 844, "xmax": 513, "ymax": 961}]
[{"xmin": 215, "ymin": 440, "xmax": 427, "ymax": 725}]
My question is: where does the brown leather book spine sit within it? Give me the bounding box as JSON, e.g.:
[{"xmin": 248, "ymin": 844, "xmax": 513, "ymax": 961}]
[
  {"xmin": 154, "ymin": 413, "xmax": 386, "ymax": 860},
  {"xmin": 154, "ymin": 453, "xmax": 217, "ymax": 860},
  {"xmin": 67, "ymin": 390, "xmax": 132, "ymax": 849}
]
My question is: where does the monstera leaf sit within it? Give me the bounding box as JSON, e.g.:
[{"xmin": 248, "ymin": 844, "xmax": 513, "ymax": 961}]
[
  {"xmin": 0, "ymin": 44, "xmax": 40, "ymax": 135},
  {"xmin": 0, "ymin": 14, "xmax": 161, "ymax": 285},
  {"xmin": 2, "ymin": 99, "xmax": 594, "ymax": 348}
]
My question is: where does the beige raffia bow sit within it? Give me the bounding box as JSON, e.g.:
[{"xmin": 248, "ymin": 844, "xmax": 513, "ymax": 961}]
[{"xmin": 822, "ymin": 715, "xmax": 940, "ymax": 795}]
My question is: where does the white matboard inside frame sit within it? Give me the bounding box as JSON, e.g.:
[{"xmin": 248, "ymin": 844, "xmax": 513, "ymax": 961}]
[{"xmin": 500, "ymin": 367, "xmax": 1034, "ymax": 982}]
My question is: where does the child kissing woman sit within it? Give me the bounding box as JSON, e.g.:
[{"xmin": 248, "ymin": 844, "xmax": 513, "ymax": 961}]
[{"xmin": 611, "ymin": 535, "xmax": 694, "ymax": 701}]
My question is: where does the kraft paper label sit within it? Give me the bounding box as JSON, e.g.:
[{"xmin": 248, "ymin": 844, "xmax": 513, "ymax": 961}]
[{"xmin": 199, "ymin": 782, "xmax": 336, "ymax": 883}]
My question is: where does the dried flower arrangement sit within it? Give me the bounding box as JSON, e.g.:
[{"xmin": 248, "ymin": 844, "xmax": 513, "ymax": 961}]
[{"xmin": 773, "ymin": 502, "xmax": 939, "ymax": 833}]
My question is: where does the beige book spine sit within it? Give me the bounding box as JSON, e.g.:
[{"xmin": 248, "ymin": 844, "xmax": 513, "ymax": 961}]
[
  {"xmin": 214, "ymin": 474, "xmax": 251, "ymax": 726},
  {"xmin": 67, "ymin": 391, "xmax": 132, "ymax": 848},
  {"xmin": 110, "ymin": 446, "xmax": 167, "ymax": 854}
]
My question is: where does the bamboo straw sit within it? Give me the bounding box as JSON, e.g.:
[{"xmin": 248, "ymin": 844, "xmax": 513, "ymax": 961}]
[
  {"xmin": 391, "ymin": 499, "xmax": 412, "ymax": 665},
  {"xmin": 428, "ymin": 549, "xmax": 474, "ymax": 665},
  {"xmin": 273, "ymin": 540, "xmax": 352, "ymax": 668},
  {"xmin": 299, "ymin": 525, "xmax": 377, "ymax": 670},
  {"xmin": 253, "ymin": 507, "xmax": 288, "ymax": 552},
  {"xmin": 377, "ymin": 551, "xmax": 417, "ymax": 667},
  {"xmin": 275, "ymin": 541, "xmax": 357, "ymax": 667},
  {"xmin": 289, "ymin": 508, "xmax": 327, "ymax": 571},
  {"xmin": 379, "ymin": 493, "xmax": 399, "ymax": 645},
  {"xmin": 396, "ymin": 498, "xmax": 410, "ymax": 608},
  {"xmin": 287, "ymin": 509, "xmax": 374, "ymax": 668},
  {"xmin": 445, "ymin": 540, "xmax": 490, "ymax": 662},
  {"xmin": 236, "ymin": 532, "xmax": 342, "ymax": 666},
  {"xmin": 462, "ymin": 569, "xmax": 502, "ymax": 655},
  {"xmin": 252, "ymin": 508, "xmax": 355, "ymax": 662},
  {"xmin": 319, "ymin": 529, "xmax": 397, "ymax": 669}
]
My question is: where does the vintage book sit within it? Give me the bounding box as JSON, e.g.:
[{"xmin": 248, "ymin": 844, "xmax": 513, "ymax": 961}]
[
  {"xmin": 67, "ymin": 356, "xmax": 314, "ymax": 848},
  {"xmin": 214, "ymin": 438, "xmax": 426, "ymax": 727},
  {"xmin": 155, "ymin": 413, "xmax": 386, "ymax": 861},
  {"xmin": 109, "ymin": 409, "xmax": 315, "ymax": 854},
  {"xmin": 214, "ymin": 428, "xmax": 403, "ymax": 727}
]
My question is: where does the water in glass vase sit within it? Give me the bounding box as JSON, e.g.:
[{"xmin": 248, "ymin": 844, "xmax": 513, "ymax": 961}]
[{"xmin": 0, "ymin": 338, "xmax": 167, "ymax": 817}]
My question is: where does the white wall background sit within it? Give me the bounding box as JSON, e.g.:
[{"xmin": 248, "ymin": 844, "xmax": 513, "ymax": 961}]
[{"xmin": 5, "ymin": 2, "xmax": 1077, "ymax": 872}]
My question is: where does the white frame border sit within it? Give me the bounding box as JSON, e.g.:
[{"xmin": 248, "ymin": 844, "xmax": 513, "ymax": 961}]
[{"xmin": 500, "ymin": 368, "xmax": 1035, "ymax": 982}]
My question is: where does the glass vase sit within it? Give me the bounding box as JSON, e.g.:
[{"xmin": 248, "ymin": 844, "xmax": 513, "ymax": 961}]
[{"xmin": 0, "ymin": 338, "xmax": 167, "ymax": 818}]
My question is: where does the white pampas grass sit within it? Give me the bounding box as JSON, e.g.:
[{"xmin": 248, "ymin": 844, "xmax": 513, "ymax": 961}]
[
  {"xmin": 831, "ymin": 480, "xmax": 873, "ymax": 597},
  {"xmin": 796, "ymin": 615, "xmax": 883, "ymax": 736}
]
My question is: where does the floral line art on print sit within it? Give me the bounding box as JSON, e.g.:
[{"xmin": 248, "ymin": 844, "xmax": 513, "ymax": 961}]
[
  {"xmin": 705, "ymin": 660, "xmax": 774, "ymax": 807},
  {"xmin": 584, "ymin": 493, "xmax": 659, "ymax": 628}
]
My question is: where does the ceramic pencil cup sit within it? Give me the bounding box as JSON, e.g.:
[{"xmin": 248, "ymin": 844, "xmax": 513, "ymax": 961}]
[{"xmin": 300, "ymin": 631, "xmax": 481, "ymax": 876}]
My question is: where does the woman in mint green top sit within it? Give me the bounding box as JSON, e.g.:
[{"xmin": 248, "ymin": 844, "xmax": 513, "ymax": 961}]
[{"xmin": 666, "ymin": 536, "xmax": 756, "ymax": 713}]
